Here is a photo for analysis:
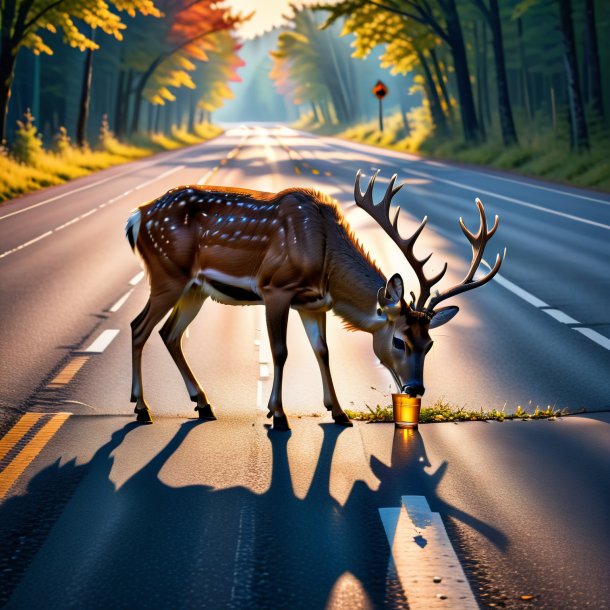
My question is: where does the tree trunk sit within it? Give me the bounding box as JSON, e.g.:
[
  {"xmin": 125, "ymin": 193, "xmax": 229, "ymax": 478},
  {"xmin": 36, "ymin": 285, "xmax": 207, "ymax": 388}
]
[
  {"xmin": 558, "ymin": 0, "xmax": 589, "ymax": 151},
  {"xmin": 0, "ymin": 52, "xmax": 16, "ymax": 144},
  {"xmin": 517, "ymin": 18, "xmax": 532, "ymax": 122},
  {"xmin": 444, "ymin": 0, "xmax": 482, "ymax": 143},
  {"xmin": 147, "ymin": 103, "xmax": 154, "ymax": 134},
  {"xmin": 113, "ymin": 70, "xmax": 125, "ymax": 136},
  {"xmin": 473, "ymin": 21, "xmax": 487, "ymax": 139},
  {"xmin": 310, "ymin": 101, "xmax": 321, "ymax": 124},
  {"xmin": 584, "ymin": 0, "xmax": 604, "ymax": 120},
  {"xmin": 429, "ymin": 48, "xmax": 454, "ymax": 123},
  {"xmin": 488, "ymin": 0, "xmax": 518, "ymax": 145},
  {"xmin": 399, "ymin": 92, "xmax": 411, "ymax": 136},
  {"xmin": 154, "ymin": 104, "xmax": 161, "ymax": 133},
  {"xmin": 417, "ymin": 48, "xmax": 449, "ymax": 137},
  {"xmin": 130, "ymin": 77, "xmax": 145, "ymax": 135},
  {"xmin": 76, "ymin": 30, "xmax": 95, "ymax": 148}
]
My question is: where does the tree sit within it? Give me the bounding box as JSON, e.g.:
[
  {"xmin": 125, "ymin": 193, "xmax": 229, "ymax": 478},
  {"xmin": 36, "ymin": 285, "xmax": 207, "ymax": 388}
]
[
  {"xmin": 337, "ymin": 3, "xmax": 450, "ymax": 135},
  {"xmin": 557, "ymin": 0, "xmax": 589, "ymax": 150},
  {"xmin": 470, "ymin": 0, "xmax": 518, "ymax": 145},
  {"xmin": 319, "ymin": 0, "xmax": 483, "ymax": 143},
  {"xmin": 0, "ymin": 0, "xmax": 159, "ymax": 142},
  {"xmin": 124, "ymin": 0, "xmax": 246, "ymax": 134},
  {"xmin": 583, "ymin": 0, "xmax": 604, "ymax": 121},
  {"xmin": 270, "ymin": 9, "xmax": 361, "ymax": 125}
]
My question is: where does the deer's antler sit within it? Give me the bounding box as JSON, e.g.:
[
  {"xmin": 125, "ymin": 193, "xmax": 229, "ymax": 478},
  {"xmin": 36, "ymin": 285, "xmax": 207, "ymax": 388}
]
[
  {"xmin": 427, "ymin": 198, "xmax": 505, "ymax": 309},
  {"xmin": 354, "ymin": 169, "xmax": 447, "ymax": 310},
  {"xmin": 354, "ymin": 171, "xmax": 504, "ymax": 311}
]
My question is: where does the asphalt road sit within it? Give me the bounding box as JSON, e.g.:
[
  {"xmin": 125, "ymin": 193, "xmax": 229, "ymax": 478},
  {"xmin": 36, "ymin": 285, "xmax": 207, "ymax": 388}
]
[{"xmin": 0, "ymin": 125, "xmax": 609, "ymax": 608}]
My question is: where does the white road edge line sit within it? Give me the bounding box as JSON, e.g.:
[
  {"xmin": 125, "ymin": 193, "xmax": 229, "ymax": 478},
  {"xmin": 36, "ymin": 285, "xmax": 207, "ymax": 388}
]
[
  {"xmin": 129, "ymin": 271, "xmax": 145, "ymax": 286},
  {"xmin": 492, "ymin": 273, "xmax": 548, "ymax": 308},
  {"xmin": 0, "ymin": 165, "xmax": 186, "ymax": 262},
  {"xmin": 464, "ymin": 169, "xmax": 610, "ymax": 206},
  {"xmin": 0, "ymin": 230, "xmax": 53, "ymax": 259},
  {"xmin": 316, "ymin": 131, "xmax": 610, "ymax": 206},
  {"xmin": 542, "ymin": 308, "xmax": 579, "ymax": 324},
  {"xmin": 80, "ymin": 329, "xmax": 120, "ymax": 353},
  {"xmin": 489, "ymin": 271, "xmax": 610, "ymax": 351},
  {"xmin": 401, "ymin": 167, "xmax": 610, "ymax": 230},
  {"xmin": 380, "ymin": 496, "xmax": 478, "ymax": 609},
  {"xmin": 0, "ymin": 141, "xmax": 193, "ymax": 222},
  {"xmin": 109, "ymin": 289, "xmax": 135, "ymax": 313},
  {"xmin": 574, "ymin": 328, "xmax": 610, "ymax": 351}
]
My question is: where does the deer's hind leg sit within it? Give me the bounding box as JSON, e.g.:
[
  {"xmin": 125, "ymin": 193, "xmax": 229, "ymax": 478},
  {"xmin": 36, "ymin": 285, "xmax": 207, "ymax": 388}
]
[
  {"xmin": 159, "ymin": 283, "xmax": 215, "ymax": 420},
  {"xmin": 131, "ymin": 283, "xmax": 186, "ymax": 423}
]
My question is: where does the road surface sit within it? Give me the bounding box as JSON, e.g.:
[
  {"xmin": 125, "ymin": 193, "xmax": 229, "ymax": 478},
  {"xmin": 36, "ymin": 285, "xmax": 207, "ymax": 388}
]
[{"xmin": 0, "ymin": 125, "xmax": 609, "ymax": 608}]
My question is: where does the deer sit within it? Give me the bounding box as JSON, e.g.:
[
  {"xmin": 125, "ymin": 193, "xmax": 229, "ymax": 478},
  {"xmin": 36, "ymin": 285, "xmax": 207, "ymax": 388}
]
[{"xmin": 125, "ymin": 170, "xmax": 503, "ymax": 430}]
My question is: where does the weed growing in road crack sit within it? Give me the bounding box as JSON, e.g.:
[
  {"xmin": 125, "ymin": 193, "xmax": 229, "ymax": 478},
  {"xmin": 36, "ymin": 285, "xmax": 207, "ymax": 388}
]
[{"xmin": 344, "ymin": 398, "xmax": 569, "ymax": 424}]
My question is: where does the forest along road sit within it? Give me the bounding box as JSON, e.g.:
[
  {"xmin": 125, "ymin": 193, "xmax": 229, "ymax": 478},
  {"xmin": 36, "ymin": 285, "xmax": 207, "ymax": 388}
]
[{"xmin": 0, "ymin": 125, "xmax": 609, "ymax": 609}]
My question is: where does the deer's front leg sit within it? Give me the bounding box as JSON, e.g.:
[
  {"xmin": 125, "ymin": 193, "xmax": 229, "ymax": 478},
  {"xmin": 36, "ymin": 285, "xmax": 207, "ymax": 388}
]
[
  {"xmin": 263, "ymin": 289, "xmax": 293, "ymax": 431},
  {"xmin": 299, "ymin": 311, "xmax": 352, "ymax": 426}
]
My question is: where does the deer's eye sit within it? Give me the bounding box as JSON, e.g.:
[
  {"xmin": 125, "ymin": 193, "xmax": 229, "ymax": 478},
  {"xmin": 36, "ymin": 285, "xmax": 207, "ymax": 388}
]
[{"xmin": 392, "ymin": 336, "xmax": 406, "ymax": 351}]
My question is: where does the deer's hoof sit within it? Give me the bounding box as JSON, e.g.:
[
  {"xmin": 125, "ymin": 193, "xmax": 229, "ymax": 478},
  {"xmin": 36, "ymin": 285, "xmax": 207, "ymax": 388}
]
[
  {"xmin": 333, "ymin": 413, "xmax": 353, "ymax": 427},
  {"xmin": 195, "ymin": 404, "xmax": 216, "ymax": 420},
  {"xmin": 272, "ymin": 414, "xmax": 291, "ymax": 431},
  {"xmin": 135, "ymin": 407, "xmax": 153, "ymax": 424}
]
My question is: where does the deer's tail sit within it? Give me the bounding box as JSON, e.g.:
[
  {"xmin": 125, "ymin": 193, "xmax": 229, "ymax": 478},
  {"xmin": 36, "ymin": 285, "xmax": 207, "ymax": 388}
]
[{"xmin": 125, "ymin": 209, "xmax": 142, "ymax": 252}]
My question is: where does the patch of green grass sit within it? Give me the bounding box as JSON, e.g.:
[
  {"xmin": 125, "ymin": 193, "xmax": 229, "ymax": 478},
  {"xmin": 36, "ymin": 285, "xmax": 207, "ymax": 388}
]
[{"xmin": 344, "ymin": 398, "xmax": 567, "ymax": 424}]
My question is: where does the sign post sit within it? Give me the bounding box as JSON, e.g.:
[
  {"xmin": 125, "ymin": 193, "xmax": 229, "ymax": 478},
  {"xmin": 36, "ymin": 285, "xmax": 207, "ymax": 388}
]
[{"xmin": 372, "ymin": 80, "xmax": 388, "ymax": 132}]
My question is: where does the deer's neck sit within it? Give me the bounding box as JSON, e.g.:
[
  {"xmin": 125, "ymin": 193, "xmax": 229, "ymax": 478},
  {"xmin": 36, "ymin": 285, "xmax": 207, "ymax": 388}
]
[{"xmin": 326, "ymin": 220, "xmax": 386, "ymax": 332}]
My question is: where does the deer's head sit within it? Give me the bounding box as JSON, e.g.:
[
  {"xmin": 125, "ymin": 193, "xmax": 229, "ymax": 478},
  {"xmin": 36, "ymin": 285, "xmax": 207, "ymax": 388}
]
[{"xmin": 354, "ymin": 170, "xmax": 505, "ymax": 397}]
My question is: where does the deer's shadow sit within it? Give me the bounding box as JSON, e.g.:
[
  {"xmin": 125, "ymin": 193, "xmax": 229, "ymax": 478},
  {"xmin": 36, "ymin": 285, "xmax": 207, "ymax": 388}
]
[{"xmin": 0, "ymin": 420, "xmax": 507, "ymax": 609}]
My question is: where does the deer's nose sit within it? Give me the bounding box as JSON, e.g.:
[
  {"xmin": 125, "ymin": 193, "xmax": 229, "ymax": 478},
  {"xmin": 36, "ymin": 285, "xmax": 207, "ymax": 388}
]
[{"xmin": 402, "ymin": 384, "xmax": 425, "ymax": 397}]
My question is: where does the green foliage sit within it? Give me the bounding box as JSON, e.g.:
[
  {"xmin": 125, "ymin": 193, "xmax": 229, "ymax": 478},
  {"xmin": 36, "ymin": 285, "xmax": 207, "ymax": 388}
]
[
  {"xmin": 325, "ymin": 109, "xmax": 610, "ymax": 191},
  {"xmin": 344, "ymin": 398, "xmax": 568, "ymax": 424},
  {"xmin": 11, "ymin": 110, "xmax": 43, "ymax": 164}
]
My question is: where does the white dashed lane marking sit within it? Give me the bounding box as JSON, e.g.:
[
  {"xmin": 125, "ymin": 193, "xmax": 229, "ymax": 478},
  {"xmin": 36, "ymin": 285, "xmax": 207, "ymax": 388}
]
[
  {"xmin": 0, "ymin": 231, "xmax": 53, "ymax": 259},
  {"xmin": 109, "ymin": 288, "xmax": 135, "ymax": 313},
  {"xmin": 380, "ymin": 495, "xmax": 478, "ymax": 609},
  {"xmin": 80, "ymin": 329, "xmax": 120, "ymax": 354},
  {"xmin": 129, "ymin": 271, "xmax": 145, "ymax": 286},
  {"xmin": 491, "ymin": 272, "xmax": 610, "ymax": 351},
  {"xmin": 0, "ymin": 165, "xmax": 185, "ymax": 261}
]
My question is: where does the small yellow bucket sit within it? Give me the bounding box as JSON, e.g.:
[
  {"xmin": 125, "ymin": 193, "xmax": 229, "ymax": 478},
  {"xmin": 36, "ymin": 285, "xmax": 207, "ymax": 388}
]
[{"xmin": 392, "ymin": 395, "xmax": 421, "ymax": 429}]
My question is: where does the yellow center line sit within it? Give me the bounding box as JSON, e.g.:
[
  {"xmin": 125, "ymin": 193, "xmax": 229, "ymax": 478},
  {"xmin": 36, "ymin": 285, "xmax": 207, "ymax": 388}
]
[
  {"xmin": 0, "ymin": 413, "xmax": 71, "ymax": 501},
  {"xmin": 0, "ymin": 413, "xmax": 44, "ymax": 461},
  {"xmin": 47, "ymin": 356, "xmax": 90, "ymax": 388}
]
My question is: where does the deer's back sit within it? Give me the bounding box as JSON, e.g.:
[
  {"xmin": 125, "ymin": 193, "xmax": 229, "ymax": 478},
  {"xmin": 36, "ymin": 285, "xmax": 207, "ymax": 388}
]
[{"xmin": 137, "ymin": 185, "xmax": 334, "ymax": 298}]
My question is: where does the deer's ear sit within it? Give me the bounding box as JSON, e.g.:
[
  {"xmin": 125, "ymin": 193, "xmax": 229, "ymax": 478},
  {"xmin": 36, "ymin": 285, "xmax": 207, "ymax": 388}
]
[
  {"xmin": 384, "ymin": 273, "xmax": 404, "ymax": 303},
  {"xmin": 429, "ymin": 306, "xmax": 459, "ymax": 329}
]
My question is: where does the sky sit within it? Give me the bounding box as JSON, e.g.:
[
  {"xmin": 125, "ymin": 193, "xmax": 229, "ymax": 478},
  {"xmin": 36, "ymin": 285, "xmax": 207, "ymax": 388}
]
[{"xmin": 225, "ymin": 0, "xmax": 327, "ymax": 39}]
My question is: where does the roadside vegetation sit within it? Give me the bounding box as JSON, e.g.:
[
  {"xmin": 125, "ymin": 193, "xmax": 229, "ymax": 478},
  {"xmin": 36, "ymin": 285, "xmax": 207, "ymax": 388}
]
[
  {"xmin": 0, "ymin": 112, "xmax": 221, "ymax": 202},
  {"xmin": 271, "ymin": 2, "xmax": 610, "ymax": 192},
  {"xmin": 1, "ymin": 0, "xmax": 248, "ymax": 202},
  {"xmin": 344, "ymin": 398, "xmax": 568, "ymax": 424},
  {"xmin": 299, "ymin": 111, "xmax": 610, "ymax": 191}
]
